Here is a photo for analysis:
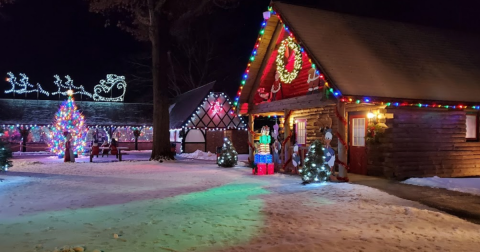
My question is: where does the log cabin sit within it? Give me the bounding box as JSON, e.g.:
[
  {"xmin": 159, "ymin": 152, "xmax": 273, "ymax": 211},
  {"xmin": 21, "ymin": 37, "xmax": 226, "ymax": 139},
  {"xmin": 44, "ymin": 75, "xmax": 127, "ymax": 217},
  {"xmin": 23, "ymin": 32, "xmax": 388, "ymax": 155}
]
[{"xmin": 234, "ymin": 2, "xmax": 480, "ymax": 179}]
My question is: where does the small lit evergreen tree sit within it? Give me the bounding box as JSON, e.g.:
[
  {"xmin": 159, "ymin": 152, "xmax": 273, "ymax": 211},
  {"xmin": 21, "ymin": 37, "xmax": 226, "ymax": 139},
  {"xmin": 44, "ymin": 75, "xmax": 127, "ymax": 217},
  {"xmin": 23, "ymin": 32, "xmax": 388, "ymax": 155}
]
[
  {"xmin": 300, "ymin": 140, "xmax": 330, "ymax": 183},
  {"xmin": 49, "ymin": 95, "xmax": 87, "ymax": 156},
  {"xmin": 0, "ymin": 128, "xmax": 13, "ymax": 172},
  {"xmin": 217, "ymin": 137, "xmax": 238, "ymax": 168}
]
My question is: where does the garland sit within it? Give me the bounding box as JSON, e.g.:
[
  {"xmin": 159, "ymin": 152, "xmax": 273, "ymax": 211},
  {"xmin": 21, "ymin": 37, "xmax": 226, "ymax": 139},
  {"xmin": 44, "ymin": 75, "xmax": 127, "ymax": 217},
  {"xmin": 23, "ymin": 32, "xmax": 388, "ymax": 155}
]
[
  {"xmin": 335, "ymin": 132, "xmax": 348, "ymax": 151},
  {"xmin": 334, "ymin": 105, "xmax": 349, "ymax": 177},
  {"xmin": 335, "ymin": 106, "xmax": 347, "ymax": 127},
  {"xmin": 276, "ymin": 37, "xmax": 303, "ymax": 83},
  {"xmin": 282, "ymin": 157, "xmax": 292, "ymax": 171},
  {"xmin": 336, "ymin": 176, "xmax": 350, "ymax": 182},
  {"xmin": 282, "ymin": 132, "xmax": 293, "ymax": 147},
  {"xmin": 247, "ymin": 126, "xmax": 256, "ymax": 153},
  {"xmin": 248, "ymin": 141, "xmax": 256, "ymax": 152},
  {"xmin": 335, "ymin": 159, "xmax": 349, "ymax": 170}
]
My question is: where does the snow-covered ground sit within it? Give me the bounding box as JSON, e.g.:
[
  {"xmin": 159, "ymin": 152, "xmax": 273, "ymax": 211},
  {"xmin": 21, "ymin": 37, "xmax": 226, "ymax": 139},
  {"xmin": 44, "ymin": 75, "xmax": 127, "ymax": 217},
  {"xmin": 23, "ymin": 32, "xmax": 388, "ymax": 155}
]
[
  {"xmin": 1, "ymin": 156, "xmax": 480, "ymax": 252},
  {"xmin": 178, "ymin": 150, "xmax": 217, "ymax": 161},
  {"xmin": 403, "ymin": 176, "xmax": 480, "ymax": 196}
]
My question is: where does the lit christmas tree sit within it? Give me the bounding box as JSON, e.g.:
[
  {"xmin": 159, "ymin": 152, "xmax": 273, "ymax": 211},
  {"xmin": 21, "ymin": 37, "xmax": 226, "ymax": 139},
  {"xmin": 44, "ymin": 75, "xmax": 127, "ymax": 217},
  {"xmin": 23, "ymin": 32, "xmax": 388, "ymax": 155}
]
[
  {"xmin": 49, "ymin": 92, "xmax": 87, "ymax": 156},
  {"xmin": 300, "ymin": 140, "xmax": 330, "ymax": 183},
  {"xmin": 0, "ymin": 128, "xmax": 13, "ymax": 171},
  {"xmin": 217, "ymin": 137, "xmax": 238, "ymax": 167}
]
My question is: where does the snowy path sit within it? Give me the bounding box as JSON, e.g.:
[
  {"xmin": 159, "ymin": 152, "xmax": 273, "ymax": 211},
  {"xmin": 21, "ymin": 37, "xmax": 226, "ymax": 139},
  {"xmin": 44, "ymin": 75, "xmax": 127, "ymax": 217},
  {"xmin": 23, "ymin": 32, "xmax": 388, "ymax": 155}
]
[{"xmin": 1, "ymin": 158, "xmax": 480, "ymax": 252}]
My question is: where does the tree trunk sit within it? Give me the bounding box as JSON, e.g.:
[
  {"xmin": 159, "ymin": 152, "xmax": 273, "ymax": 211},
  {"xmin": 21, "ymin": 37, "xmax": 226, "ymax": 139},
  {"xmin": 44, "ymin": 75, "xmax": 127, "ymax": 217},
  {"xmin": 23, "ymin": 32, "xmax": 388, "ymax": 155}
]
[
  {"xmin": 22, "ymin": 136, "xmax": 27, "ymax": 152},
  {"xmin": 149, "ymin": 2, "xmax": 174, "ymax": 160},
  {"xmin": 135, "ymin": 136, "xmax": 138, "ymax": 151}
]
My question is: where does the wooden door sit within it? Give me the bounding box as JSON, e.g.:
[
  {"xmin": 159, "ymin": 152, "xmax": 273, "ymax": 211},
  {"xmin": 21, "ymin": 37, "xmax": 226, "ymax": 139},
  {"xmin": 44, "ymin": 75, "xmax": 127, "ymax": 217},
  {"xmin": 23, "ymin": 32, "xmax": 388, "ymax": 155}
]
[{"xmin": 349, "ymin": 114, "xmax": 367, "ymax": 174}]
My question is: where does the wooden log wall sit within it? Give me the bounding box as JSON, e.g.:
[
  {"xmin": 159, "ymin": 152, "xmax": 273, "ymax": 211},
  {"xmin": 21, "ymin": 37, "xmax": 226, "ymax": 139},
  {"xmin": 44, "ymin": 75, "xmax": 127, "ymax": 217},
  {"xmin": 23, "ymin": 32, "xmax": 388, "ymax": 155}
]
[
  {"xmin": 289, "ymin": 105, "xmax": 339, "ymax": 149},
  {"xmin": 370, "ymin": 107, "xmax": 480, "ymax": 179}
]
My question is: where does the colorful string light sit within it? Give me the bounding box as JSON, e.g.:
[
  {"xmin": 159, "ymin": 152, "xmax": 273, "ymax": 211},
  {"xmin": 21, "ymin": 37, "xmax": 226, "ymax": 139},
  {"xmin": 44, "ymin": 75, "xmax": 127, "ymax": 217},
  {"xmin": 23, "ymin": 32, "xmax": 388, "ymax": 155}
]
[
  {"xmin": 49, "ymin": 95, "xmax": 88, "ymax": 155},
  {"xmin": 233, "ymin": 6, "xmax": 480, "ymax": 113}
]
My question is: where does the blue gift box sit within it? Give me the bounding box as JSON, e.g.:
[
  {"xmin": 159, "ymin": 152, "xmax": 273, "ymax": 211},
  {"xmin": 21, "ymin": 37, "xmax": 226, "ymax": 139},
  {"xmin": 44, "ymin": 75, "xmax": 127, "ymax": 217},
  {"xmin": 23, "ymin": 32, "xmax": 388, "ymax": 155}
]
[{"xmin": 254, "ymin": 154, "xmax": 272, "ymax": 164}]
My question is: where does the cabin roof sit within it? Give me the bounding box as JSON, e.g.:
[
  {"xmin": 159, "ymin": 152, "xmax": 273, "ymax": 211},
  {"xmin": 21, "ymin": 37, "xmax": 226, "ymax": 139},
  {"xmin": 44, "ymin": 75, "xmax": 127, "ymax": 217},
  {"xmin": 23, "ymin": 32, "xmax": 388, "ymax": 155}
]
[
  {"xmin": 243, "ymin": 2, "xmax": 480, "ymax": 104},
  {"xmin": 169, "ymin": 82, "xmax": 216, "ymax": 129}
]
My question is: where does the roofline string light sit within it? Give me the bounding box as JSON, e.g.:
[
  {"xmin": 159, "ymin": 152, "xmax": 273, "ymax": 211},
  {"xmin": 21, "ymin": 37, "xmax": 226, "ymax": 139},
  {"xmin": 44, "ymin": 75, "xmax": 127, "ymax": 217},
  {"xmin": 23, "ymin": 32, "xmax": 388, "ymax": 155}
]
[
  {"xmin": 339, "ymin": 96, "xmax": 480, "ymax": 110},
  {"xmin": 233, "ymin": 6, "xmax": 339, "ymax": 113},
  {"xmin": 183, "ymin": 92, "xmax": 247, "ymax": 130},
  {"xmin": 232, "ymin": 17, "xmax": 269, "ymax": 112},
  {"xmin": 233, "ymin": 6, "xmax": 480, "ymax": 112}
]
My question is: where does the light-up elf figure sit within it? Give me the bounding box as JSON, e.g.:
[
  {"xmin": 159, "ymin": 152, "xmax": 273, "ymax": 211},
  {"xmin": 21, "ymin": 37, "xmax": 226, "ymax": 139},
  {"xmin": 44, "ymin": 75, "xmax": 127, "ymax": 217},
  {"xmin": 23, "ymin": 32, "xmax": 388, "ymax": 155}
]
[{"xmin": 253, "ymin": 126, "xmax": 274, "ymax": 175}]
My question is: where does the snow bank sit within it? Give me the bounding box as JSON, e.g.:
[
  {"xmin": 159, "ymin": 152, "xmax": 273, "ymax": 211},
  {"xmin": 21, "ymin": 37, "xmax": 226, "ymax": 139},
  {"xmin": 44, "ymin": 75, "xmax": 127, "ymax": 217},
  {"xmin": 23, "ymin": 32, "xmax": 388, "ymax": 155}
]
[
  {"xmin": 12, "ymin": 151, "xmax": 54, "ymax": 156},
  {"xmin": 403, "ymin": 176, "xmax": 480, "ymax": 196},
  {"xmin": 178, "ymin": 149, "xmax": 217, "ymax": 160}
]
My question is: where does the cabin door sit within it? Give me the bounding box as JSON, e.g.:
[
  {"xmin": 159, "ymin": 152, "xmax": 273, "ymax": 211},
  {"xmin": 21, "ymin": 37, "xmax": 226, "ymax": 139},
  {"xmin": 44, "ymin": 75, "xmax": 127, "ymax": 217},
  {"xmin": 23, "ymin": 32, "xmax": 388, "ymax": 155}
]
[{"xmin": 349, "ymin": 114, "xmax": 367, "ymax": 175}]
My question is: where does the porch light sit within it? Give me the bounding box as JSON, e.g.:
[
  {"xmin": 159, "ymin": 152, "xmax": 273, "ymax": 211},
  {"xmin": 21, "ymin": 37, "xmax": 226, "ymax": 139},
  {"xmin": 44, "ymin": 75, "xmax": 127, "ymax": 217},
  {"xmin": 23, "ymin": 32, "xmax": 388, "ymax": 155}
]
[{"xmin": 367, "ymin": 112, "xmax": 375, "ymax": 119}]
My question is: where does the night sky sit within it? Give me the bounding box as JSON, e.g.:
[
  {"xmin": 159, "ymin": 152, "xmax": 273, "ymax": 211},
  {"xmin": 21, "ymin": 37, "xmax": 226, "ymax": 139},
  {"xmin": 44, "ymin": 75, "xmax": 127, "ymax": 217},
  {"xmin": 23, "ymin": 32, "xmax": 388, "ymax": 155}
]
[{"xmin": 0, "ymin": 0, "xmax": 479, "ymax": 102}]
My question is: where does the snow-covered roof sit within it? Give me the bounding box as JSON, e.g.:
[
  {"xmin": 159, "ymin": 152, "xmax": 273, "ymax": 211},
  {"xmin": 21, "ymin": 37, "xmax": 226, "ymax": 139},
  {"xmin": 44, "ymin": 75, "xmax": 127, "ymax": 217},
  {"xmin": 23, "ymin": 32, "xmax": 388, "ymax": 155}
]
[{"xmin": 169, "ymin": 82, "xmax": 216, "ymax": 129}]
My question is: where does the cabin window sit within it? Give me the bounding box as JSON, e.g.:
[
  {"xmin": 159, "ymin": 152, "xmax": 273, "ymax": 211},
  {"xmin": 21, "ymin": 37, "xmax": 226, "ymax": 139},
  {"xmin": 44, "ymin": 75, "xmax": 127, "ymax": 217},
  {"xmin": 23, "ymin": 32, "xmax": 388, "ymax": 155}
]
[
  {"xmin": 466, "ymin": 114, "xmax": 478, "ymax": 140},
  {"xmin": 352, "ymin": 118, "xmax": 366, "ymax": 146},
  {"xmin": 295, "ymin": 119, "xmax": 307, "ymax": 145}
]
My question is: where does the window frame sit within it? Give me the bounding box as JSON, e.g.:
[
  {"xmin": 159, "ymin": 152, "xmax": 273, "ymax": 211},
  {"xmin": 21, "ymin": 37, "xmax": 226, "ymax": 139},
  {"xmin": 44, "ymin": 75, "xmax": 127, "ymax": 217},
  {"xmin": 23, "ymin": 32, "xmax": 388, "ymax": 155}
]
[
  {"xmin": 295, "ymin": 118, "xmax": 307, "ymax": 145},
  {"xmin": 466, "ymin": 113, "xmax": 478, "ymax": 141},
  {"xmin": 351, "ymin": 117, "xmax": 366, "ymax": 147}
]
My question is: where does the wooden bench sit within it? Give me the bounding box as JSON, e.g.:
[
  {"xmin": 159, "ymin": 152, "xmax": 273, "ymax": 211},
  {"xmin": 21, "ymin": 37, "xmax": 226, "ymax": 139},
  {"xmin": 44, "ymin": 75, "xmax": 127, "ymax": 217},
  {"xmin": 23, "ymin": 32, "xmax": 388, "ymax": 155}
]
[{"xmin": 89, "ymin": 146, "xmax": 128, "ymax": 162}]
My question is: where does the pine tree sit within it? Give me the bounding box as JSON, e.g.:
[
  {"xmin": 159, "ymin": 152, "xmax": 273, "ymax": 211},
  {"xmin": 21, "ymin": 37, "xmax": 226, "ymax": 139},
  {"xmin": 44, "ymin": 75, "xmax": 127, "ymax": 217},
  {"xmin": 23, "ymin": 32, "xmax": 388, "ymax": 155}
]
[
  {"xmin": 300, "ymin": 140, "xmax": 330, "ymax": 183},
  {"xmin": 49, "ymin": 95, "xmax": 87, "ymax": 156},
  {"xmin": 217, "ymin": 137, "xmax": 238, "ymax": 168},
  {"xmin": 0, "ymin": 128, "xmax": 12, "ymax": 172}
]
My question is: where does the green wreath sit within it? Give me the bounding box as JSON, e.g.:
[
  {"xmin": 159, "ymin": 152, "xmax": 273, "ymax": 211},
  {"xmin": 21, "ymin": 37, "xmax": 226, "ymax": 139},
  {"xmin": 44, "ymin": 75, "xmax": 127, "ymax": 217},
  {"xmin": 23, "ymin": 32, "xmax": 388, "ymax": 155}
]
[{"xmin": 276, "ymin": 36, "xmax": 303, "ymax": 83}]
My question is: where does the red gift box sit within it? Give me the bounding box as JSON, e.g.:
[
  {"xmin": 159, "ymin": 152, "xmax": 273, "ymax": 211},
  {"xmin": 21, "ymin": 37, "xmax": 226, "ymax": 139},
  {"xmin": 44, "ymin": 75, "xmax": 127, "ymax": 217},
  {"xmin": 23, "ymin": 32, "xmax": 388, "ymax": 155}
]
[
  {"xmin": 267, "ymin": 163, "xmax": 274, "ymax": 175},
  {"xmin": 256, "ymin": 163, "xmax": 266, "ymax": 175}
]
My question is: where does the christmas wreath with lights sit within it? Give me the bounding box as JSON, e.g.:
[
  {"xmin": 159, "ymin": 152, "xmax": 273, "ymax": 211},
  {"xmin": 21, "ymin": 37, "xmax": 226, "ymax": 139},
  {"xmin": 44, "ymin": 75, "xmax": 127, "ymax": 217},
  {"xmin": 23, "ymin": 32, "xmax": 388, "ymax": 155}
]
[{"xmin": 276, "ymin": 36, "xmax": 303, "ymax": 83}]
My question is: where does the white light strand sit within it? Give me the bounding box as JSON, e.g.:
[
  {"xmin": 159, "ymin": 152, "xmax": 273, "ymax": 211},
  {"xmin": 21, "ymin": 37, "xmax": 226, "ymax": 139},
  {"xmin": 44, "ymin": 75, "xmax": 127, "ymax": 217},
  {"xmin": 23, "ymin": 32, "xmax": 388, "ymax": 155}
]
[
  {"xmin": 4, "ymin": 72, "xmax": 127, "ymax": 102},
  {"xmin": 52, "ymin": 74, "xmax": 70, "ymax": 96},
  {"xmin": 52, "ymin": 75, "xmax": 93, "ymax": 98},
  {"xmin": 64, "ymin": 75, "xmax": 93, "ymax": 98},
  {"xmin": 5, "ymin": 72, "xmax": 50, "ymax": 96},
  {"xmin": 93, "ymin": 74, "xmax": 127, "ymax": 102}
]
